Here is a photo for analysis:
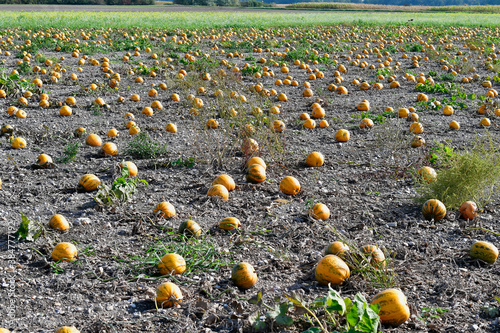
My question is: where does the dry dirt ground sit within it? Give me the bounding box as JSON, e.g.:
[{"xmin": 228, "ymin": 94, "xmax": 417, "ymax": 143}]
[{"xmin": 0, "ymin": 24, "xmax": 499, "ymax": 333}]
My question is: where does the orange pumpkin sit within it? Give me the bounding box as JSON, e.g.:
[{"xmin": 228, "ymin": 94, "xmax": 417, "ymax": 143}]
[
  {"xmin": 158, "ymin": 253, "xmax": 186, "ymax": 275},
  {"xmin": 231, "ymin": 262, "xmax": 258, "ymax": 289},
  {"xmin": 418, "ymin": 166, "xmax": 437, "ymax": 183},
  {"xmin": 155, "ymin": 282, "xmax": 183, "ymax": 308},
  {"xmin": 410, "ymin": 136, "xmax": 425, "ymax": 148},
  {"xmin": 310, "ymin": 203, "xmax": 330, "ymax": 220},
  {"xmin": 48, "ymin": 214, "xmax": 70, "ymax": 232},
  {"xmin": 422, "ymin": 199, "xmax": 446, "ymax": 221},
  {"xmin": 306, "ymin": 152, "xmax": 324, "ymax": 167},
  {"xmin": 362, "ymin": 245, "xmax": 386, "ymax": 268},
  {"xmin": 59, "ymin": 105, "xmax": 72, "ymax": 116},
  {"xmin": 335, "ymin": 129, "xmax": 350, "ymax": 142},
  {"xmin": 11, "ymin": 137, "xmax": 27, "ymax": 149},
  {"xmin": 359, "ymin": 118, "xmax": 374, "ymax": 129},
  {"xmin": 241, "ymin": 138, "xmax": 259, "ymax": 156},
  {"xmin": 120, "ymin": 161, "xmax": 138, "ymax": 177},
  {"xmin": 246, "ymin": 157, "xmax": 266, "ymax": 170},
  {"xmin": 165, "ymin": 123, "xmax": 177, "ymax": 133},
  {"xmin": 280, "ymin": 176, "xmax": 300, "ymax": 195},
  {"xmin": 459, "ymin": 201, "xmax": 478, "ymax": 220},
  {"xmin": 52, "ymin": 242, "xmax": 77, "ymax": 262},
  {"xmin": 325, "ymin": 241, "xmax": 350, "ymax": 257},
  {"xmin": 212, "ymin": 174, "xmax": 235, "ymax": 191},
  {"xmin": 178, "ymin": 220, "xmax": 201, "ymax": 237},
  {"xmin": 371, "ymin": 289, "xmax": 410, "ymax": 327},
  {"xmin": 154, "ymin": 201, "xmax": 176, "ymax": 218},
  {"xmin": 315, "ymin": 255, "xmax": 350, "ymax": 286},
  {"xmin": 37, "ymin": 154, "xmax": 53, "ymax": 166},
  {"xmin": 247, "ymin": 164, "xmax": 266, "ymax": 183},
  {"xmin": 207, "ymin": 184, "xmax": 229, "ymax": 201},
  {"xmin": 470, "ymin": 241, "xmax": 498, "ymax": 264},
  {"xmin": 101, "ymin": 142, "xmax": 118, "ymax": 156},
  {"xmin": 219, "ymin": 217, "xmax": 241, "ymax": 231},
  {"xmin": 78, "ymin": 174, "xmax": 101, "ymax": 192},
  {"xmin": 85, "ymin": 134, "xmax": 102, "ymax": 147}
]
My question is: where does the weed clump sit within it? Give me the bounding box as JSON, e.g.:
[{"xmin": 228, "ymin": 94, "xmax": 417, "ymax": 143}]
[
  {"xmin": 125, "ymin": 132, "xmax": 168, "ymax": 159},
  {"xmin": 416, "ymin": 134, "xmax": 500, "ymax": 210}
]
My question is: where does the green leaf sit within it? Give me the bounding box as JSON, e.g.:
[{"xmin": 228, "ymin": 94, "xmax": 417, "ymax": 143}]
[
  {"xmin": 357, "ymin": 304, "xmax": 380, "ymax": 333},
  {"xmin": 325, "ymin": 286, "xmax": 346, "ymax": 314},
  {"xmin": 285, "ymin": 294, "xmax": 306, "ymax": 308},
  {"xmin": 248, "ymin": 291, "xmax": 263, "ymax": 306},
  {"xmin": 346, "ymin": 297, "xmax": 363, "ymax": 327},
  {"xmin": 275, "ymin": 313, "xmax": 293, "ymax": 326},
  {"xmin": 15, "ymin": 213, "xmax": 42, "ymax": 242},
  {"xmin": 495, "ymin": 296, "xmax": 500, "ymax": 303}
]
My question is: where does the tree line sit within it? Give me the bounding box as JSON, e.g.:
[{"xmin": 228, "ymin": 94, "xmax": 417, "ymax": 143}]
[
  {"xmin": 0, "ymin": 0, "xmax": 154, "ymax": 4},
  {"xmin": 270, "ymin": 0, "xmax": 499, "ymax": 5}
]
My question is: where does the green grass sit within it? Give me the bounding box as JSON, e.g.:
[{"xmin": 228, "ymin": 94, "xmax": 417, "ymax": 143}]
[
  {"xmin": 114, "ymin": 232, "xmax": 234, "ymax": 281},
  {"xmin": 0, "ymin": 10, "xmax": 499, "ymax": 29},
  {"xmin": 416, "ymin": 134, "xmax": 500, "ymax": 210}
]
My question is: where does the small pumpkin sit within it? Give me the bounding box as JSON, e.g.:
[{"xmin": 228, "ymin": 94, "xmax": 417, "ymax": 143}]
[
  {"xmin": 107, "ymin": 128, "xmax": 119, "ymax": 137},
  {"xmin": 59, "ymin": 105, "xmax": 72, "ymax": 116},
  {"xmin": 306, "ymin": 152, "xmax": 324, "ymax": 167},
  {"xmin": 85, "ymin": 134, "xmax": 102, "ymax": 147},
  {"xmin": 158, "ymin": 253, "xmax": 187, "ymax": 275},
  {"xmin": 449, "ymin": 120, "xmax": 460, "ymax": 130},
  {"xmin": 315, "ymin": 255, "xmax": 350, "ymax": 286},
  {"xmin": 154, "ymin": 201, "xmax": 176, "ymax": 218},
  {"xmin": 212, "ymin": 174, "xmax": 235, "ymax": 191},
  {"xmin": 241, "ymin": 138, "xmax": 259, "ymax": 156},
  {"xmin": 410, "ymin": 136, "xmax": 425, "ymax": 148},
  {"xmin": 272, "ymin": 120, "xmax": 285, "ymax": 133},
  {"xmin": 101, "ymin": 142, "xmax": 118, "ymax": 156},
  {"xmin": 11, "ymin": 137, "xmax": 27, "ymax": 149},
  {"xmin": 178, "ymin": 220, "xmax": 202, "ymax": 237},
  {"xmin": 219, "ymin": 217, "xmax": 241, "ymax": 231},
  {"xmin": 418, "ymin": 166, "xmax": 437, "ymax": 183},
  {"xmin": 129, "ymin": 126, "xmax": 140, "ymax": 135},
  {"xmin": 422, "ymin": 199, "xmax": 446, "ymax": 221},
  {"xmin": 459, "ymin": 201, "xmax": 478, "ymax": 220},
  {"xmin": 310, "ymin": 203, "xmax": 330, "ymax": 220},
  {"xmin": 78, "ymin": 174, "xmax": 101, "ymax": 192},
  {"xmin": 155, "ymin": 282, "xmax": 183, "ymax": 308},
  {"xmin": 37, "ymin": 153, "xmax": 53, "ymax": 167},
  {"xmin": 409, "ymin": 122, "xmax": 423, "ymax": 134},
  {"xmin": 55, "ymin": 327, "xmax": 80, "ymax": 333},
  {"xmin": 165, "ymin": 123, "xmax": 177, "ymax": 133},
  {"xmin": 0, "ymin": 329, "xmax": 11, "ymax": 333},
  {"xmin": 74, "ymin": 127, "xmax": 86, "ymax": 137},
  {"xmin": 48, "ymin": 214, "xmax": 70, "ymax": 232},
  {"xmin": 371, "ymin": 289, "xmax": 410, "ymax": 327},
  {"xmin": 359, "ymin": 118, "xmax": 374, "ymax": 129},
  {"xmin": 325, "ymin": 241, "xmax": 349, "ymax": 257},
  {"xmin": 207, "ymin": 184, "xmax": 229, "ymax": 201},
  {"xmin": 231, "ymin": 262, "xmax": 258, "ymax": 289},
  {"xmin": 335, "ymin": 129, "xmax": 350, "ymax": 142},
  {"xmin": 470, "ymin": 241, "xmax": 498, "ymax": 264},
  {"xmin": 362, "ymin": 245, "xmax": 386, "ymax": 268},
  {"xmin": 247, "ymin": 163, "xmax": 266, "ymax": 183},
  {"xmin": 303, "ymin": 119, "xmax": 316, "ymax": 129},
  {"xmin": 280, "ymin": 176, "xmax": 300, "ymax": 195},
  {"xmin": 119, "ymin": 161, "xmax": 138, "ymax": 177},
  {"xmin": 246, "ymin": 157, "xmax": 266, "ymax": 170},
  {"xmin": 52, "ymin": 242, "xmax": 77, "ymax": 262}
]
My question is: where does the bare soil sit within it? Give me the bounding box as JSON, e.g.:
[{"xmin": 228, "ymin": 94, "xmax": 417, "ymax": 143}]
[{"xmin": 0, "ymin": 24, "xmax": 499, "ymax": 333}]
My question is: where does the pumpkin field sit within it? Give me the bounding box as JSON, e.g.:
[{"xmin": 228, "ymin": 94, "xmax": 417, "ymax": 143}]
[{"xmin": 0, "ymin": 9, "xmax": 499, "ymax": 332}]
